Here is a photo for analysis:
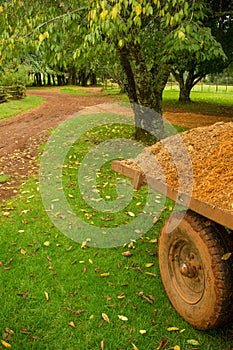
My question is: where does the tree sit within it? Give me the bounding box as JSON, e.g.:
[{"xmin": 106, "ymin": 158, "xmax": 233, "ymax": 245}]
[
  {"xmin": 168, "ymin": 0, "xmax": 233, "ymax": 102},
  {"xmin": 85, "ymin": 0, "xmax": 219, "ymax": 139},
  {"xmin": 169, "ymin": 26, "xmax": 227, "ymax": 102},
  {"xmin": 0, "ymin": 0, "xmax": 224, "ymax": 139}
]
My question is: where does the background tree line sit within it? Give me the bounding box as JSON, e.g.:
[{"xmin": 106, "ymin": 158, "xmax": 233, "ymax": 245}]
[{"xmin": 0, "ymin": 0, "xmax": 232, "ymax": 138}]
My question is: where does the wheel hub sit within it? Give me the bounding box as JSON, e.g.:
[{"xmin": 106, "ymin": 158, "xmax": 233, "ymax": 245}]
[
  {"xmin": 169, "ymin": 239, "xmax": 205, "ymax": 304},
  {"xmin": 180, "ymin": 261, "xmax": 200, "ymax": 279}
]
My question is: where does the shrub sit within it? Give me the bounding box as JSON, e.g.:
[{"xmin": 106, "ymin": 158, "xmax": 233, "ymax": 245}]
[{"xmin": 0, "ymin": 62, "xmax": 30, "ymax": 86}]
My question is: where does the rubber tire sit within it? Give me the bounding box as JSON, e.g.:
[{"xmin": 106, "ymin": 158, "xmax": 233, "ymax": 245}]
[{"xmin": 158, "ymin": 210, "xmax": 233, "ymax": 330}]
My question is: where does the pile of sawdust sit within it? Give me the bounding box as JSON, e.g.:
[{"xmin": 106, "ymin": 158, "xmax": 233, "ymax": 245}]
[{"xmin": 123, "ymin": 122, "xmax": 233, "ymax": 211}]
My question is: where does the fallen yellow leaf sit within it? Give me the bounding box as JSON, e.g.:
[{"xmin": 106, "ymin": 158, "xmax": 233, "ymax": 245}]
[
  {"xmin": 173, "ymin": 346, "xmax": 180, "ymax": 350},
  {"xmin": 167, "ymin": 327, "xmax": 179, "ymax": 332},
  {"xmin": 43, "ymin": 241, "xmax": 50, "ymax": 247},
  {"xmin": 118, "ymin": 315, "xmax": 128, "ymax": 321},
  {"xmin": 44, "ymin": 291, "xmax": 49, "ymax": 301},
  {"xmin": 101, "ymin": 339, "xmax": 104, "ymax": 350},
  {"xmin": 128, "ymin": 242, "xmax": 135, "ymax": 249},
  {"xmin": 117, "ymin": 293, "xmax": 126, "ymax": 299},
  {"xmin": 20, "ymin": 249, "xmax": 26, "ymax": 255},
  {"xmin": 1, "ymin": 340, "xmax": 11, "ymax": 348},
  {"xmin": 100, "ymin": 272, "xmax": 110, "ymax": 277},
  {"xmin": 221, "ymin": 252, "xmax": 232, "ymax": 260},
  {"xmin": 5, "ymin": 328, "xmax": 14, "ymax": 335},
  {"xmin": 139, "ymin": 329, "xmax": 147, "ymax": 334},
  {"xmin": 144, "ymin": 272, "xmax": 156, "ymax": 277},
  {"xmin": 68, "ymin": 321, "xmax": 75, "ymax": 328},
  {"xmin": 132, "ymin": 343, "xmax": 139, "ymax": 350},
  {"xmin": 102, "ymin": 313, "xmax": 110, "ymax": 323},
  {"xmin": 145, "ymin": 263, "xmax": 154, "ymax": 268}
]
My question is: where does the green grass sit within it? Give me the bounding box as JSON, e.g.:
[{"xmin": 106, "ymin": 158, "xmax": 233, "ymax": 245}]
[
  {"xmin": 102, "ymin": 85, "xmax": 233, "ymax": 116},
  {"xmin": 0, "ymin": 95, "xmax": 44, "ymax": 120},
  {"xmin": 0, "ymin": 119, "xmax": 233, "ymax": 350},
  {"xmin": 163, "ymin": 89, "xmax": 233, "ymax": 106},
  {"xmin": 101, "ymin": 86, "xmax": 129, "ymax": 101},
  {"xmin": 162, "ymin": 90, "xmax": 233, "ymax": 119},
  {"xmin": 60, "ymin": 86, "xmax": 95, "ymax": 96},
  {"xmin": 165, "ymin": 82, "xmax": 233, "ymax": 94},
  {"xmin": 0, "ymin": 174, "xmax": 11, "ymax": 183}
]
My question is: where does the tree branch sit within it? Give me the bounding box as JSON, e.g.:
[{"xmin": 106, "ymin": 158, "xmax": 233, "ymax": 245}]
[{"xmin": 26, "ymin": 6, "xmax": 87, "ymax": 37}]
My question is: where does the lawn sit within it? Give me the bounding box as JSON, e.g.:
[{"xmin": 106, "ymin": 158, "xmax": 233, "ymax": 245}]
[
  {"xmin": 163, "ymin": 90, "xmax": 233, "ymax": 108},
  {"xmin": 60, "ymin": 86, "xmax": 95, "ymax": 97},
  {"xmin": 0, "ymin": 95, "xmax": 44, "ymax": 120},
  {"xmin": 0, "ymin": 87, "xmax": 233, "ymax": 349}
]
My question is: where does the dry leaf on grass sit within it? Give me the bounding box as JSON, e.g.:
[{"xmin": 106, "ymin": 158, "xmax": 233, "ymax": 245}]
[
  {"xmin": 44, "ymin": 291, "xmax": 49, "ymax": 301},
  {"xmin": 156, "ymin": 338, "xmax": 169, "ymax": 349},
  {"xmin": 1, "ymin": 340, "xmax": 11, "ymax": 348},
  {"xmin": 102, "ymin": 313, "xmax": 110, "ymax": 323},
  {"xmin": 117, "ymin": 293, "xmax": 126, "ymax": 299},
  {"xmin": 100, "ymin": 272, "xmax": 110, "ymax": 277},
  {"xmin": 121, "ymin": 251, "xmax": 133, "ymax": 257},
  {"xmin": 167, "ymin": 327, "xmax": 179, "ymax": 332},
  {"xmin": 68, "ymin": 321, "xmax": 75, "ymax": 328},
  {"xmin": 145, "ymin": 263, "xmax": 154, "ymax": 268},
  {"xmin": 118, "ymin": 315, "xmax": 128, "ymax": 321}
]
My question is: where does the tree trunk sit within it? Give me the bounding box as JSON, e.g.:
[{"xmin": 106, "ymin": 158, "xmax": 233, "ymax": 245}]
[
  {"xmin": 179, "ymin": 85, "xmax": 192, "ymax": 103},
  {"xmin": 52, "ymin": 74, "xmax": 56, "ymax": 86},
  {"xmin": 47, "ymin": 74, "xmax": 52, "ymax": 86},
  {"xmin": 179, "ymin": 70, "xmax": 194, "ymax": 103},
  {"xmin": 118, "ymin": 44, "xmax": 168, "ymax": 143},
  {"xmin": 35, "ymin": 72, "xmax": 42, "ymax": 86},
  {"xmin": 68, "ymin": 66, "xmax": 78, "ymax": 85},
  {"xmin": 172, "ymin": 68, "xmax": 205, "ymax": 103},
  {"xmin": 89, "ymin": 71, "xmax": 97, "ymax": 86}
]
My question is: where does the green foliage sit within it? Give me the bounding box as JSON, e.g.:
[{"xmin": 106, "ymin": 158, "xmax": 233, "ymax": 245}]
[
  {"xmin": 0, "ymin": 62, "xmax": 30, "ymax": 86},
  {"xmin": 1, "ymin": 0, "xmax": 228, "ymax": 111}
]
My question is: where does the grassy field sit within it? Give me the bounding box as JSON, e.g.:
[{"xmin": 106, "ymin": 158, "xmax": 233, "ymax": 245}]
[
  {"xmin": 0, "ymin": 95, "xmax": 44, "ymax": 120},
  {"xmin": 102, "ymin": 85, "xmax": 233, "ymax": 114},
  {"xmin": 165, "ymin": 82, "xmax": 233, "ymax": 94},
  {"xmin": 60, "ymin": 86, "xmax": 96, "ymax": 97},
  {"xmin": 0, "ymin": 87, "xmax": 233, "ymax": 349},
  {"xmin": 163, "ymin": 90, "xmax": 233, "ymax": 107}
]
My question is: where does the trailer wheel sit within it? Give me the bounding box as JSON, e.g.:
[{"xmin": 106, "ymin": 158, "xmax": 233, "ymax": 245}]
[{"xmin": 158, "ymin": 210, "xmax": 233, "ymax": 330}]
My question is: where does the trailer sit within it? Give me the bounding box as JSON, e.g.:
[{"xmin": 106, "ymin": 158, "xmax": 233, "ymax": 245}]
[{"xmin": 111, "ymin": 157, "xmax": 233, "ymax": 330}]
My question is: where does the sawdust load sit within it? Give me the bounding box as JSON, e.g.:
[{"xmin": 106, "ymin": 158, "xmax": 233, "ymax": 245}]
[{"xmin": 123, "ymin": 122, "xmax": 233, "ymax": 211}]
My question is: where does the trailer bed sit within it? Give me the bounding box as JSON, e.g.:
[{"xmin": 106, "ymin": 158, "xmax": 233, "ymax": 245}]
[{"xmin": 111, "ymin": 160, "xmax": 233, "ymax": 231}]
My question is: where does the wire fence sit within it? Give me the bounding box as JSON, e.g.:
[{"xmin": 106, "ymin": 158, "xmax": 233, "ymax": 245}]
[{"xmin": 165, "ymin": 82, "xmax": 233, "ymax": 94}]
